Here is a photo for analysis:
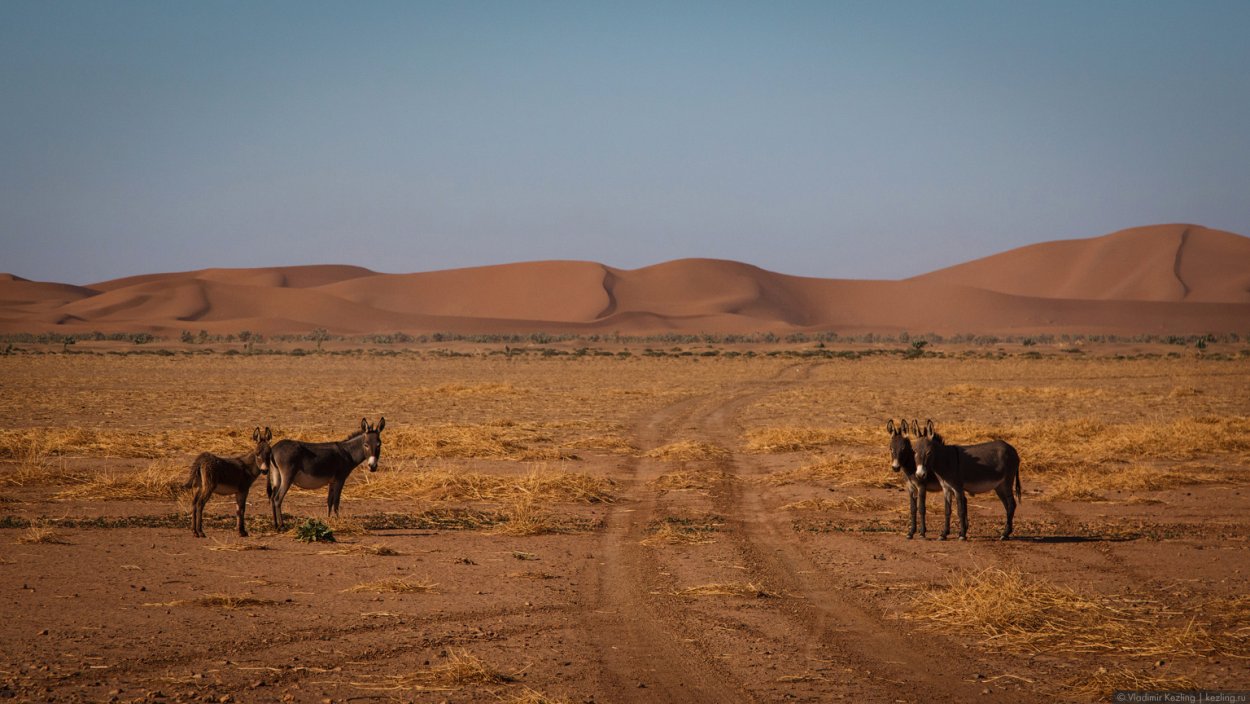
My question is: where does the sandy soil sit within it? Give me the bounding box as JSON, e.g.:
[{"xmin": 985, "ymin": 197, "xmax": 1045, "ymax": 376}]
[{"xmin": 1, "ymin": 354, "xmax": 1248, "ymax": 703}]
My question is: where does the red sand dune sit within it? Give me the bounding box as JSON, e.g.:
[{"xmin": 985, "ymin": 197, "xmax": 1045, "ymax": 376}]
[
  {"xmin": 912, "ymin": 224, "xmax": 1250, "ymax": 303},
  {"xmin": 2, "ymin": 225, "xmax": 1248, "ymax": 336}
]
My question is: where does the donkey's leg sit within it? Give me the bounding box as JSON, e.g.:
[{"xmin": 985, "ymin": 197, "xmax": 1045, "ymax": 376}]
[
  {"xmin": 236, "ymin": 488, "xmax": 249, "ymax": 537},
  {"xmin": 192, "ymin": 489, "xmax": 204, "ymax": 538},
  {"xmin": 193, "ymin": 483, "xmax": 212, "ymax": 538},
  {"xmin": 326, "ymin": 479, "xmax": 343, "ymax": 518},
  {"xmin": 956, "ymin": 491, "xmax": 969, "ymax": 540},
  {"xmin": 271, "ymin": 474, "xmax": 293, "ymax": 531},
  {"xmin": 917, "ymin": 485, "xmax": 928, "ymax": 538},
  {"xmin": 332, "ymin": 478, "xmax": 345, "ymax": 517},
  {"xmin": 267, "ymin": 473, "xmax": 279, "ymax": 529},
  {"xmin": 906, "ymin": 482, "xmax": 918, "ymax": 539},
  {"xmin": 269, "ymin": 481, "xmax": 281, "ymax": 530},
  {"xmin": 996, "ymin": 483, "xmax": 1015, "ymax": 540},
  {"xmin": 940, "ymin": 488, "xmax": 952, "ymax": 540}
]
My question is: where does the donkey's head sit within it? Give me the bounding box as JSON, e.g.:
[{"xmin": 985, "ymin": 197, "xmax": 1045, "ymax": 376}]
[
  {"xmin": 911, "ymin": 419, "xmax": 942, "ymax": 481},
  {"xmin": 360, "ymin": 417, "xmax": 386, "ymax": 472},
  {"xmin": 886, "ymin": 419, "xmax": 912, "ymax": 472},
  {"xmin": 252, "ymin": 426, "xmax": 274, "ymax": 474}
]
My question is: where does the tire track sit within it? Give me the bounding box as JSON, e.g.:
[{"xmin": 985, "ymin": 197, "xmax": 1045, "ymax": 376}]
[
  {"xmin": 687, "ymin": 365, "xmax": 1051, "ymax": 702},
  {"xmin": 576, "ymin": 393, "xmax": 748, "ymax": 703}
]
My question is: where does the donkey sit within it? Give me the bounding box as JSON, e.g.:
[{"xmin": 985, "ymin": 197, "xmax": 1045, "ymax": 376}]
[
  {"xmin": 912, "ymin": 419, "xmax": 1021, "ymax": 540},
  {"xmin": 887, "ymin": 419, "xmax": 942, "ymax": 539},
  {"xmin": 267, "ymin": 417, "xmax": 385, "ymax": 530},
  {"xmin": 184, "ymin": 427, "xmax": 274, "ymax": 538}
]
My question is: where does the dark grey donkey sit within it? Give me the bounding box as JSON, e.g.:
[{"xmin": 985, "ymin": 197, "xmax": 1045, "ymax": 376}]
[
  {"xmin": 185, "ymin": 427, "xmax": 274, "ymax": 538},
  {"xmin": 887, "ymin": 419, "xmax": 942, "ymax": 539},
  {"xmin": 912, "ymin": 419, "xmax": 1022, "ymax": 541},
  {"xmin": 267, "ymin": 417, "xmax": 385, "ymax": 530}
]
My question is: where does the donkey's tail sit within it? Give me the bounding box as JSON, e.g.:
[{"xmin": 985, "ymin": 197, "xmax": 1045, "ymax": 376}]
[
  {"xmin": 1007, "ymin": 443, "xmax": 1022, "ymax": 503},
  {"xmin": 184, "ymin": 455, "xmax": 206, "ymax": 490}
]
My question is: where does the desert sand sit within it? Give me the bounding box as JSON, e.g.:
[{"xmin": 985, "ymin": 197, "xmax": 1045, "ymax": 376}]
[{"xmin": 2, "ymin": 224, "xmax": 1247, "ymax": 336}]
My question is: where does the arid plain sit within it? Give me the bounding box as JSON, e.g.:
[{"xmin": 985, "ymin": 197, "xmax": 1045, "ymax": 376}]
[{"xmin": 2, "ymin": 345, "xmax": 1248, "ymax": 703}]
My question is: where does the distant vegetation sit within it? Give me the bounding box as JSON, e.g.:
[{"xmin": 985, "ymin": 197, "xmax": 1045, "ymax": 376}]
[{"xmin": 2, "ymin": 329, "xmax": 1248, "ymax": 364}]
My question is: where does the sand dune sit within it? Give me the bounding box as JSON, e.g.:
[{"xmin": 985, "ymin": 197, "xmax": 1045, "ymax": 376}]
[
  {"xmin": 3, "ymin": 224, "xmax": 1248, "ymax": 336},
  {"xmin": 913, "ymin": 224, "xmax": 1250, "ymax": 303}
]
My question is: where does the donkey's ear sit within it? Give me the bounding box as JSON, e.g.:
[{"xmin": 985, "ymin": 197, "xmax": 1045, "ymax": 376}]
[
  {"xmin": 925, "ymin": 419, "xmax": 935, "ymax": 436},
  {"xmin": 376, "ymin": 416, "xmax": 385, "ymax": 433},
  {"xmin": 253, "ymin": 426, "xmax": 261, "ymax": 441},
  {"xmin": 911, "ymin": 419, "xmax": 923, "ymax": 437},
  {"xmin": 361, "ymin": 417, "xmax": 369, "ymax": 433},
  {"xmin": 886, "ymin": 419, "xmax": 896, "ymax": 435},
  {"xmin": 263, "ymin": 427, "xmax": 273, "ymax": 441}
]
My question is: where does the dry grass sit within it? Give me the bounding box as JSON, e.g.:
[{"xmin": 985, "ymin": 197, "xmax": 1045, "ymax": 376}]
[
  {"xmin": 324, "ymin": 515, "xmax": 369, "ymax": 537},
  {"xmin": 351, "ymin": 649, "xmax": 516, "ymax": 691},
  {"xmin": 645, "ymin": 440, "xmax": 731, "ymax": 462},
  {"xmin": 206, "ymin": 540, "xmax": 270, "ymax": 552},
  {"xmin": 641, "ymin": 516, "xmax": 722, "ymax": 546},
  {"xmin": 674, "ymin": 582, "xmax": 780, "ymax": 599},
  {"xmin": 385, "ymin": 421, "xmax": 632, "ymax": 461},
  {"xmin": 780, "ymin": 496, "xmax": 889, "ymax": 512},
  {"xmin": 744, "ymin": 426, "xmax": 878, "ymax": 453},
  {"xmin": 652, "ymin": 465, "xmax": 730, "ymax": 491},
  {"xmin": 426, "ymin": 382, "xmax": 521, "ymax": 397},
  {"xmin": 503, "ymin": 688, "xmax": 570, "ymax": 704},
  {"xmin": 0, "ymin": 437, "xmax": 86, "ymax": 487},
  {"xmin": 764, "ymin": 454, "xmax": 895, "ymax": 489},
  {"xmin": 1068, "ymin": 666, "xmax": 1199, "ymax": 702},
  {"xmin": 352, "ymin": 465, "xmax": 615, "ymax": 504},
  {"xmin": 318, "ymin": 542, "xmax": 401, "ymax": 556},
  {"xmin": 0, "ymin": 419, "xmax": 636, "ymax": 464},
  {"xmin": 940, "ymin": 416, "xmax": 1250, "ymax": 474},
  {"xmin": 188, "ymin": 594, "xmax": 278, "ymax": 608},
  {"xmin": 0, "ymin": 427, "xmax": 262, "ymax": 461},
  {"xmin": 346, "ymin": 577, "xmax": 438, "ymax": 594},
  {"xmin": 54, "ymin": 460, "xmax": 184, "ymax": 501},
  {"xmin": 1043, "ymin": 463, "xmax": 1227, "ymax": 502},
  {"xmin": 1201, "ymin": 594, "xmax": 1250, "ymax": 658},
  {"xmin": 906, "ymin": 567, "xmax": 1218, "ymax": 657},
  {"xmin": 16, "ymin": 523, "xmax": 69, "ymax": 544},
  {"xmin": 489, "ymin": 495, "xmax": 580, "ymax": 536},
  {"xmin": 940, "ymin": 384, "xmax": 1109, "ymax": 403},
  {"xmin": 507, "ymin": 571, "xmax": 558, "ymax": 580},
  {"xmin": 145, "ymin": 593, "xmax": 279, "ymax": 608}
]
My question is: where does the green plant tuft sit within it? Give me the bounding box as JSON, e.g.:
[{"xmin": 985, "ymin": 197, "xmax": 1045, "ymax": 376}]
[{"xmin": 293, "ymin": 518, "xmax": 336, "ymax": 543}]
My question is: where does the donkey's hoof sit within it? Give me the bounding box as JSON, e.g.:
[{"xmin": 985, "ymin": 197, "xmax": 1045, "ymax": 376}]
[
  {"xmin": 939, "ymin": 534, "xmax": 948, "ymax": 541},
  {"xmin": 906, "ymin": 533, "xmax": 914, "ymax": 540},
  {"xmin": 1000, "ymin": 534, "xmax": 1011, "ymax": 541},
  {"xmin": 958, "ymin": 535, "xmax": 968, "ymax": 541}
]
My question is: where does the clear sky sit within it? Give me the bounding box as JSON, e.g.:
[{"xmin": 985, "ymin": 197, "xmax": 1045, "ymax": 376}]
[{"xmin": 2, "ymin": 1, "xmax": 1248, "ymax": 285}]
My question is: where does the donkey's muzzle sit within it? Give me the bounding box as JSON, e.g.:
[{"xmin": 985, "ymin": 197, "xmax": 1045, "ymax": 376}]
[{"xmin": 915, "ymin": 465, "xmax": 928, "ymax": 481}]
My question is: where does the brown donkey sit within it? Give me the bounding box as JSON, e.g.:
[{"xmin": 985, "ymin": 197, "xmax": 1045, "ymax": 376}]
[
  {"xmin": 267, "ymin": 417, "xmax": 385, "ymax": 530},
  {"xmin": 912, "ymin": 419, "xmax": 1021, "ymax": 540},
  {"xmin": 185, "ymin": 427, "xmax": 274, "ymax": 538},
  {"xmin": 887, "ymin": 419, "xmax": 942, "ymax": 539}
]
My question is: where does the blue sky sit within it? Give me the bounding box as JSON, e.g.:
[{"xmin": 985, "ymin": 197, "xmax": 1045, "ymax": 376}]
[{"xmin": 2, "ymin": 1, "xmax": 1248, "ymax": 284}]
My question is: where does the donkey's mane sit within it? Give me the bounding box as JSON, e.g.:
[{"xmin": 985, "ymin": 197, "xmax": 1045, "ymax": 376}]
[{"xmin": 341, "ymin": 430, "xmax": 366, "ymax": 442}]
